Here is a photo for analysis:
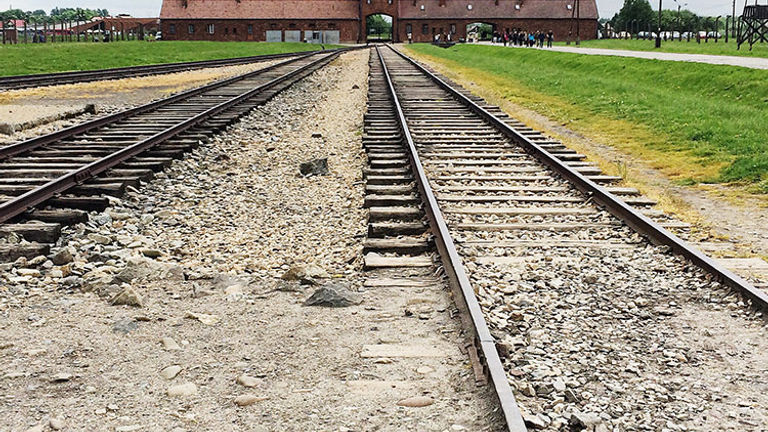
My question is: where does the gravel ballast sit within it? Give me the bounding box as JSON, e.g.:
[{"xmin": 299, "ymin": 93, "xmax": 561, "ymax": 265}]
[{"xmin": 0, "ymin": 50, "xmax": 499, "ymax": 432}]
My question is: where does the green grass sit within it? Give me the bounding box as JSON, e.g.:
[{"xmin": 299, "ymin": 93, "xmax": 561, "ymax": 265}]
[
  {"xmin": 0, "ymin": 41, "xmax": 342, "ymax": 77},
  {"xmin": 404, "ymin": 43, "xmax": 768, "ymax": 190},
  {"xmin": 555, "ymin": 38, "xmax": 768, "ymax": 58}
]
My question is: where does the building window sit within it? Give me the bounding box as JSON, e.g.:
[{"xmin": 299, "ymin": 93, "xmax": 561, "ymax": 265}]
[
  {"xmin": 207, "ymin": 24, "xmax": 215, "ymax": 34},
  {"xmin": 169, "ymin": 24, "xmax": 176, "ymax": 34},
  {"xmin": 225, "ymin": 27, "xmax": 229, "ymax": 35},
  {"xmin": 406, "ymin": 24, "xmax": 412, "ymax": 33},
  {"xmin": 233, "ymin": 27, "xmax": 237, "ymax": 34},
  {"xmin": 188, "ymin": 24, "xmax": 195, "ymax": 34},
  {"xmin": 248, "ymin": 24, "xmax": 253, "ymax": 34},
  {"xmin": 450, "ymin": 24, "xmax": 456, "ymax": 33},
  {"xmin": 422, "ymin": 24, "xmax": 428, "ymax": 34}
]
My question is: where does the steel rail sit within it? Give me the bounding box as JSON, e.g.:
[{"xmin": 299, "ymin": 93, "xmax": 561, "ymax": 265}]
[
  {"xmin": 385, "ymin": 44, "xmax": 768, "ymax": 312},
  {"xmin": 0, "ymin": 52, "xmax": 320, "ymax": 162},
  {"xmin": 0, "ymin": 49, "xmax": 341, "ymax": 90},
  {"xmin": 0, "ymin": 50, "xmax": 342, "ymax": 224},
  {"xmin": 374, "ymin": 46, "xmax": 528, "ymax": 432}
]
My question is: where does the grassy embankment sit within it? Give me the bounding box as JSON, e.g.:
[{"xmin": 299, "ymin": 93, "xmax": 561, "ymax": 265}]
[
  {"xmin": 402, "ymin": 44, "xmax": 768, "ymax": 196},
  {"xmin": 554, "ymin": 38, "xmax": 768, "ymax": 58},
  {"xmin": 0, "ymin": 41, "xmax": 342, "ymax": 77}
]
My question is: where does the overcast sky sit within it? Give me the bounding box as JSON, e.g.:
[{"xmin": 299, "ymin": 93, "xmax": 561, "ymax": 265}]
[{"xmin": 2, "ymin": 0, "xmax": 748, "ymax": 19}]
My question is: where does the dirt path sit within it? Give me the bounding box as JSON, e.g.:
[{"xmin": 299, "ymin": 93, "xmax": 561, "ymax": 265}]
[{"xmin": 0, "ymin": 50, "xmax": 499, "ymax": 432}]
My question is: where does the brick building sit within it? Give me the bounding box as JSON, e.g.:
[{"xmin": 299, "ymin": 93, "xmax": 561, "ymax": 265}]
[{"xmin": 159, "ymin": 0, "xmax": 598, "ymax": 44}]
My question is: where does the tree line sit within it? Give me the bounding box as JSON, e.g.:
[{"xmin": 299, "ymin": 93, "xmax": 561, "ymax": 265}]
[
  {"xmin": 608, "ymin": 0, "xmax": 731, "ymax": 33},
  {"xmin": 1, "ymin": 8, "xmax": 110, "ymax": 22}
]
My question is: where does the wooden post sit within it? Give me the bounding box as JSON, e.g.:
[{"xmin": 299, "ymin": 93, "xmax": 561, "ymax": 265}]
[{"xmin": 576, "ymin": 0, "xmax": 580, "ymax": 44}]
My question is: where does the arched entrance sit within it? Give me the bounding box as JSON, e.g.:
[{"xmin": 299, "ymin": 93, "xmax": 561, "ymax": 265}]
[
  {"xmin": 466, "ymin": 22, "xmax": 495, "ymax": 43},
  {"xmin": 366, "ymin": 13, "xmax": 393, "ymax": 42}
]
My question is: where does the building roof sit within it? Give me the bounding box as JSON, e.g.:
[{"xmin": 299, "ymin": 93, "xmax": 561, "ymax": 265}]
[
  {"xmin": 399, "ymin": 0, "xmax": 598, "ymax": 20},
  {"xmin": 160, "ymin": 0, "xmax": 361, "ymax": 20},
  {"xmin": 159, "ymin": 0, "xmax": 598, "ymax": 21},
  {"xmin": 0, "ymin": 19, "xmax": 26, "ymax": 29}
]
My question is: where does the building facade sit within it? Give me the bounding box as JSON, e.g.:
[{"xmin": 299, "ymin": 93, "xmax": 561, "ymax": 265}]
[{"xmin": 159, "ymin": 0, "xmax": 598, "ymax": 44}]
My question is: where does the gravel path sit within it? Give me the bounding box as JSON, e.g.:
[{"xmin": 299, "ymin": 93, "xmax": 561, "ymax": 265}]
[{"xmin": 0, "ymin": 50, "xmax": 498, "ymax": 432}]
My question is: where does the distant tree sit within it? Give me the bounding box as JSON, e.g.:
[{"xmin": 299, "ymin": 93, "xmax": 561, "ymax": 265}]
[
  {"xmin": 611, "ymin": 0, "xmax": 655, "ymax": 33},
  {"xmin": 2, "ymin": 8, "xmax": 25, "ymax": 19},
  {"xmin": 366, "ymin": 15, "xmax": 391, "ymax": 37}
]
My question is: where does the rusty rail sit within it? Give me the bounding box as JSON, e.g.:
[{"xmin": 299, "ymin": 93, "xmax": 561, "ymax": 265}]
[
  {"xmin": 0, "ymin": 52, "xmax": 319, "ymax": 162},
  {"xmin": 374, "ymin": 45, "xmax": 529, "ymax": 432},
  {"xmin": 0, "ymin": 50, "xmax": 345, "ymax": 224},
  {"xmin": 0, "ymin": 48, "xmax": 343, "ymax": 90},
  {"xmin": 385, "ymin": 44, "xmax": 768, "ymax": 312}
]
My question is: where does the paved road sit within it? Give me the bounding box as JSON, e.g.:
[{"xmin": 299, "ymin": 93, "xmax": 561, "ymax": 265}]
[
  {"xmin": 472, "ymin": 41, "xmax": 768, "ymax": 69},
  {"xmin": 545, "ymin": 46, "xmax": 768, "ymax": 70}
]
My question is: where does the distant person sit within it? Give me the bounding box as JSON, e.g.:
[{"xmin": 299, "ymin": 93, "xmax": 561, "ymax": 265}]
[
  {"xmin": 547, "ymin": 31, "xmax": 554, "ymax": 48},
  {"xmin": 538, "ymin": 31, "xmax": 545, "ymax": 48},
  {"xmin": 407, "ymin": 32, "xmax": 412, "ymax": 43},
  {"xmin": 528, "ymin": 32, "xmax": 535, "ymax": 47}
]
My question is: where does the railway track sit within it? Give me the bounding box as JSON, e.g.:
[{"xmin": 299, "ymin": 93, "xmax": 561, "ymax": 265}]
[
  {"xmin": 0, "ymin": 49, "xmax": 347, "ymax": 261},
  {"xmin": 367, "ymin": 45, "xmax": 768, "ymax": 431},
  {"xmin": 0, "ymin": 49, "xmax": 337, "ymax": 90}
]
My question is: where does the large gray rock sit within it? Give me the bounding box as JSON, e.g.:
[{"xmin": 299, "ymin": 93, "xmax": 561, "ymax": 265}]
[
  {"xmin": 111, "ymin": 287, "xmax": 144, "ymax": 307},
  {"xmin": 299, "ymin": 158, "xmax": 328, "ymax": 176},
  {"xmin": 303, "ymin": 283, "xmax": 362, "ymax": 308},
  {"xmin": 570, "ymin": 411, "xmax": 602, "ymax": 429},
  {"xmin": 116, "ymin": 256, "xmax": 183, "ymax": 283},
  {"xmin": 50, "ymin": 248, "xmax": 74, "ymax": 265},
  {"xmin": 112, "ymin": 318, "xmax": 138, "ymax": 334},
  {"xmin": 523, "ymin": 413, "xmax": 551, "ymax": 430}
]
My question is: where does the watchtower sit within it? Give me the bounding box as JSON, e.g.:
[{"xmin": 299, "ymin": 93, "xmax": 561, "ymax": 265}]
[{"xmin": 737, "ymin": 2, "xmax": 768, "ymax": 50}]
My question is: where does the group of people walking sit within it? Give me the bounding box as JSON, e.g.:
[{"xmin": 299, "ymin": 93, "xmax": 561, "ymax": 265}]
[{"xmin": 493, "ymin": 30, "xmax": 554, "ymax": 48}]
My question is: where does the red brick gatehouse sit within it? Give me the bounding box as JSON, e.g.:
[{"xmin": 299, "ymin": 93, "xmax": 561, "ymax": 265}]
[{"xmin": 159, "ymin": 0, "xmax": 598, "ymax": 44}]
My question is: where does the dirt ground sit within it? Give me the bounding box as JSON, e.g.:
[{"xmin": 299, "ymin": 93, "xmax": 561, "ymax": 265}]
[{"xmin": 0, "ymin": 50, "xmax": 500, "ymax": 432}]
